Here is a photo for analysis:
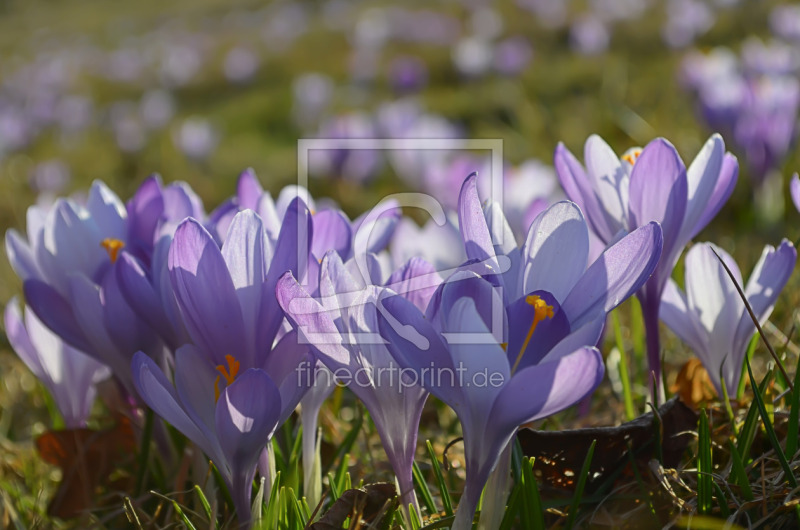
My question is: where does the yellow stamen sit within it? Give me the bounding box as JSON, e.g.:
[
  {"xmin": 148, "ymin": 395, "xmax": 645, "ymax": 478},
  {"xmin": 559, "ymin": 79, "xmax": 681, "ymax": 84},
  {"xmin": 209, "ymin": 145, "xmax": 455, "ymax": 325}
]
[
  {"xmin": 213, "ymin": 355, "xmax": 240, "ymax": 402},
  {"xmin": 100, "ymin": 238, "xmax": 125, "ymax": 263},
  {"xmin": 622, "ymin": 148, "xmax": 643, "ymax": 166},
  {"xmin": 510, "ymin": 295, "xmax": 554, "ymax": 375}
]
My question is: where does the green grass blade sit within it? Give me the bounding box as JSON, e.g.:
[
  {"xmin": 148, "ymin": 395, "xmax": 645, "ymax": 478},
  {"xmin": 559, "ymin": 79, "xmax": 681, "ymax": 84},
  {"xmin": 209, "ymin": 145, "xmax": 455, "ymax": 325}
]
[
  {"xmin": 738, "ymin": 335, "xmax": 758, "ymax": 400},
  {"xmin": 697, "ymin": 409, "xmax": 712, "ymax": 515},
  {"xmin": 409, "ymin": 504, "xmax": 422, "ymax": 530},
  {"xmin": 412, "ymin": 460, "xmax": 438, "ymax": 516},
  {"xmin": 326, "ymin": 472, "xmax": 340, "ymax": 502},
  {"xmin": 711, "ymin": 481, "xmax": 730, "ymax": 519},
  {"xmin": 426, "ymin": 440, "xmax": 453, "ymax": 517},
  {"xmin": 744, "ymin": 357, "xmax": 798, "ymax": 487},
  {"xmin": 520, "ymin": 456, "xmax": 545, "ymax": 530},
  {"xmin": 134, "ymin": 409, "xmax": 154, "ymax": 496},
  {"xmin": 611, "ymin": 311, "xmax": 636, "ymax": 421},
  {"xmin": 565, "ymin": 439, "xmax": 595, "ymax": 529},
  {"xmin": 786, "ymin": 356, "xmax": 800, "ymax": 458},
  {"xmin": 737, "ymin": 371, "xmax": 771, "ymax": 459},
  {"xmin": 726, "ymin": 440, "xmax": 753, "ymax": 502},
  {"xmin": 323, "ymin": 407, "xmax": 363, "ymax": 477},
  {"xmin": 498, "ymin": 477, "xmax": 523, "ymax": 530},
  {"xmin": 193, "ymin": 484, "xmax": 213, "ymax": 522}
]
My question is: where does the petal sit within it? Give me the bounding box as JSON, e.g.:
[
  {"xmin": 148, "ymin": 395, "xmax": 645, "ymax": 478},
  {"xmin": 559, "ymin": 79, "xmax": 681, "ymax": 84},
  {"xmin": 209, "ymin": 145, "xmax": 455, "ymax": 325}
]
[
  {"xmin": 221, "ymin": 210, "xmax": 269, "ymax": 365},
  {"xmin": 659, "ymin": 279, "xmax": 707, "ymax": 357},
  {"xmin": 169, "ymin": 218, "xmax": 246, "ymax": 366},
  {"xmin": 561, "ymin": 221, "xmax": 663, "ymax": 329},
  {"xmin": 174, "ymin": 344, "xmax": 219, "ymax": 436},
  {"xmin": 791, "ymin": 174, "xmax": 800, "ymax": 215},
  {"xmin": 236, "ymin": 168, "xmax": 263, "ymax": 211},
  {"xmin": 627, "ymin": 138, "xmax": 688, "ymax": 262},
  {"xmin": 5, "ymin": 298, "xmax": 47, "ymax": 382},
  {"xmin": 261, "ymin": 197, "xmax": 314, "ymax": 350},
  {"xmin": 276, "ymin": 273, "xmax": 353, "ymax": 368},
  {"xmin": 694, "ymin": 153, "xmax": 738, "ymax": 236},
  {"xmin": 584, "ymin": 135, "xmax": 628, "ymax": 234},
  {"xmin": 485, "ymin": 201, "xmax": 516, "ymax": 256},
  {"xmin": 520, "ymin": 201, "xmax": 589, "ymax": 302},
  {"xmin": 375, "ymin": 290, "xmax": 460, "ymax": 407},
  {"xmin": 262, "ymin": 330, "xmax": 314, "ymax": 425},
  {"xmin": 5, "ymin": 229, "xmax": 41, "ymax": 281},
  {"xmin": 215, "ymin": 369, "xmax": 281, "ymax": 477},
  {"xmin": 276, "ymin": 185, "xmax": 316, "ymax": 219},
  {"xmin": 490, "ymin": 346, "xmax": 604, "ymax": 431},
  {"xmin": 458, "ymin": 173, "xmax": 496, "ymax": 262},
  {"xmin": 132, "ymin": 352, "xmax": 225, "ymax": 474},
  {"xmin": 87, "ymin": 180, "xmax": 127, "ymax": 241},
  {"xmin": 125, "ymin": 175, "xmax": 164, "ymax": 256},
  {"xmin": 385, "ymin": 257, "xmax": 442, "ymax": 313},
  {"xmin": 732, "ymin": 241, "xmax": 797, "ymax": 368},
  {"xmin": 312, "ymin": 210, "xmax": 353, "ymax": 259},
  {"xmin": 678, "ymin": 134, "xmax": 723, "ymax": 244},
  {"xmin": 116, "ymin": 252, "xmax": 174, "ymax": 346},
  {"xmin": 540, "ymin": 317, "xmax": 605, "ymax": 363},
  {"xmin": 23, "ymin": 279, "xmax": 93, "ymax": 354},
  {"xmin": 554, "ymin": 142, "xmax": 614, "ymax": 242},
  {"xmin": 426, "ymin": 270, "xmax": 505, "ymax": 340},
  {"xmin": 352, "ymin": 201, "xmax": 400, "ymax": 255}
]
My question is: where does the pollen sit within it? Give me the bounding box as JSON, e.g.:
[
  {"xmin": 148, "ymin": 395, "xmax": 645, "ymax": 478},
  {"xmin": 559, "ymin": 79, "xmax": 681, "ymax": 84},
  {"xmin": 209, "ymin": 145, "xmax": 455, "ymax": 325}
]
[
  {"xmin": 622, "ymin": 148, "xmax": 643, "ymax": 166},
  {"xmin": 214, "ymin": 354, "xmax": 241, "ymax": 402},
  {"xmin": 100, "ymin": 238, "xmax": 125, "ymax": 263},
  {"xmin": 511, "ymin": 295, "xmax": 554, "ymax": 374}
]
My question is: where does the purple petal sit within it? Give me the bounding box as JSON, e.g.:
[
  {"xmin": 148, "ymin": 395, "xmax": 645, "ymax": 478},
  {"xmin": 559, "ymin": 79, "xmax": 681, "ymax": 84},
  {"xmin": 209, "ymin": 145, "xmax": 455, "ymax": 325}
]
[
  {"xmin": 312, "ymin": 210, "xmax": 353, "ymax": 259},
  {"xmin": 678, "ymin": 134, "xmax": 723, "ymax": 245},
  {"xmin": 490, "ymin": 346, "xmax": 604, "ymax": 431},
  {"xmin": 87, "ymin": 180, "xmax": 126, "ymax": 241},
  {"xmin": 169, "ymin": 218, "xmax": 246, "ymax": 366},
  {"xmin": 520, "ymin": 201, "xmax": 589, "ymax": 302},
  {"xmin": 126, "ymin": 175, "xmax": 164, "ymax": 257},
  {"xmin": 5, "ymin": 229, "xmax": 40, "ymax": 281},
  {"xmin": 276, "ymin": 273, "xmax": 353, "ymax": 368},
  {"xmin": 425, "ymin": 270, "xmax": 504, "ymax": 338},
  {"xmin": 627, "ymin": 138, "xmax": 688, "ymax": 263},
  {"xmin": 23, "ymin": 279, "xmax": 93, "ymax": 354},
  {"xmin": 584, "ymin": 135, "xmax": 628, "ymax": 234},
  {"xmin": 659, "ymin": 279, "xmax": 707, "ymax": 357},
  {"xmin": 221, "ymin": 210, "xmax": 269, "ymax": 366},
  {"xmin": 693, "ymin": 153, "xmax": 738, "ymax": 237},
  {"xmin": 116, "ymin": 252, "xmax": 175, "ymax": 346},
  {"xmin": 236, "ymin": 168, "xmax": 263, "ymax": 211},
  {"xmin": 458, "ymin": 173, "xmax": 496, "ymax": 262},
  {"xmin": 732, "ymin": 240, "xmax": 797, "ymax": 364},
  {"xmin": 561, "ymin": 222, "xmax": 663, "ymax": 328},
  {"xmin": 554, "ymin": 142, "xmax": 614, "ymax": 242},
  {"xmin": 376, "ymin": 291, "xmax": 460, "ymax": 406},
  {"xmin": 791, "ymin": 174, "xmax": 800, "ymax": 214},
  {"xmin": 262, "ymin": 330, "xmax": 314, "ymax": 425},
  {"xmin": 132, "ymin": 351, "xmax": 223, "ymax": 468},
  {"xmin": 174, "ymin": 344, "xmax": 220, "ymax": 436},
  {"xmin": 260, "ymin": 197, "xmax": 313, "ymax": 351},
  {"xmin": 385, "ymin": 257, "xmax": 442, "ymax": 313},
  {"xmin": 353, "ymin": 201, "xmax": 400, "ymax": 255}
]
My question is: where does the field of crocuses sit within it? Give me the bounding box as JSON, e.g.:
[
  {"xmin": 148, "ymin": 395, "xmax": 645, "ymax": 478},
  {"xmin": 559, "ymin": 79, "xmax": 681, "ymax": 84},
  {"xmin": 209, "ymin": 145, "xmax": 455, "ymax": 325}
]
[{"xmin": 3, "ymin": 0, "xmax": 800, "ymax": 528}]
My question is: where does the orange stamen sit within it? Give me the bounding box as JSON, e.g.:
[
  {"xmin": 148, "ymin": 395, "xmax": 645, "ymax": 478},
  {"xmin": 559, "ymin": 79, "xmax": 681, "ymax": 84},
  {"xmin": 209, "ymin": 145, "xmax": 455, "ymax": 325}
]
[
  {"xmin": 510, "ymin": 295, "xmax": 554, "ymax": 375},
  {"xmin": 100, "ymin": 238, "xmax": 125, "ymax": 263},
  {"xmin": 213, "ymin": 355, "xmax": 240, "ymax": 402}
]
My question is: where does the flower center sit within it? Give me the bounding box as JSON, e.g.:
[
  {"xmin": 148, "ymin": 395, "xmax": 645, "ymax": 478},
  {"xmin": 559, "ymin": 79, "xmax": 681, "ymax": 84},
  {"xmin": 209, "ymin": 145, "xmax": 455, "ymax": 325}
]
[
  {"xmin": 100, "ymin": 238, "xmax": 125, "ymax": 263},
  {"xmin": 214, "ymin": 354, "xmax": 241, "ymax": 402},
  {"xmin": 510, "ymin": 295, "xmax": 554, "ymax": 374},
  {"xmin": 621, "ymin": 148, "xmax": 643, "ymax": 166}
]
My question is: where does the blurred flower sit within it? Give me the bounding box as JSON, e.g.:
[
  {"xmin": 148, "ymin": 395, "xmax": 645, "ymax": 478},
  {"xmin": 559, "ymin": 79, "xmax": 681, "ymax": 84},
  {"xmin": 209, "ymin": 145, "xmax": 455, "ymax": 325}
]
[
  {"xmin": 174, "ymin": 116, "xmax": 218, "ymax": 161},
  {"xmin": 570, "ymin": 15, "xmax": 610, "ymax": 55},
  {"xmin": 292, "ymin": 73, "xmax": 334, "ymax": 130},
  {"xmin": 5, "ymin": 298, "xmax": 110, "ymax": 428},
  {"xmin": 660, "ymin": 241, "xmax": 796, "ymax": 397},
  {"xmin": 29, "ymin": 159, "xmax": 70, "ymax": 195},
  {"xmin": 389, "ymin": 56, "xmax": 428, "ymax": 94},
  {"xmin": 223, "ymin": 46, "xmax": 260, "ymax": 83},
  {"xmin": 308, "ymin": 113, "xmax": 382, "ymax": 182},
  {"xmin": 662, "ymin": 0, "xmax": 714, "ymax": 49},
  {"xmin": 494, "ymin": 36, "xmax": 533, "ymax": 76},
  {"xmin": 140, "ymin": 89, "xmax": 175, "ymax": 130},
  {"xmin": 452, "ymin": 36, "xmax": 493, "ymax": 77}
]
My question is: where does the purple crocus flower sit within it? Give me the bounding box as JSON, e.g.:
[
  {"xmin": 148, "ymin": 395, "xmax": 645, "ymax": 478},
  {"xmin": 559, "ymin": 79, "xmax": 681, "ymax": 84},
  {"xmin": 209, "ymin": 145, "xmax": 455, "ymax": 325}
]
[
  {"xmin": 790, "ymin": 173, "xmax": 800, "ymax": 213},
  {"xmin": 5, "ymin": 180, "xmax": 182, "ymax": 394},
  {"xmin": 375, "ymin": 275, "xmax": 604, "ymax": 529},
  {"xmin": 276, "ymin": 252, "xmax": 442, "ymax": 519},
  {"xmin": 5, "ymin": 298, "xmax": 110, "ymax": 428},
  {"xmin": 555, "ymin": 134, "xmax": 738, "ymax": 389},
  {"xmin": 660, "ymin": 241, "xmax": 796, "ymax": 397},
  {"xmin": 132, "ymin": 350, "xmax": 280, "ymax": 528},
  {"xmin": 166, "ymin": 206, "xmax": 313, "ymax": 424}
]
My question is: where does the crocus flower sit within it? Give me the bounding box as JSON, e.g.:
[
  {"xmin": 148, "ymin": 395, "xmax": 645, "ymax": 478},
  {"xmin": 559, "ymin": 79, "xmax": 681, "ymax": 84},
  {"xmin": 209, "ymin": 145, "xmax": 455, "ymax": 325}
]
[
  {"xmin": 132, "ymin": 350, "xmax": 280, "ymax": 528},
  {"xmin": 167, "ymin": 206, "xmax": 314, "ymax": 424},
  {"xmin": 555, "ymin": 134, "xmax": 738, "ymax": 388},
  {"xmin": 277, "ymin": 252, "xmax": 442, "ymax": 520},
  {"xmin": 375, "ymin": 274, "xmax": 605, "ymax": 529},
  {"xmin": 4, "ymin": 298, "xmax": 109, "ymax": 428},
  {"xmin": 5, "ymin": 179, "xmax": 191, "ymax": 393},
  {"xmin": 790, "ymin": 173, "xmax": 800, "ymax": 213},
  {"xmin": 660, "ymin": 241, "xmax": 796, "ymax": 397}
]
